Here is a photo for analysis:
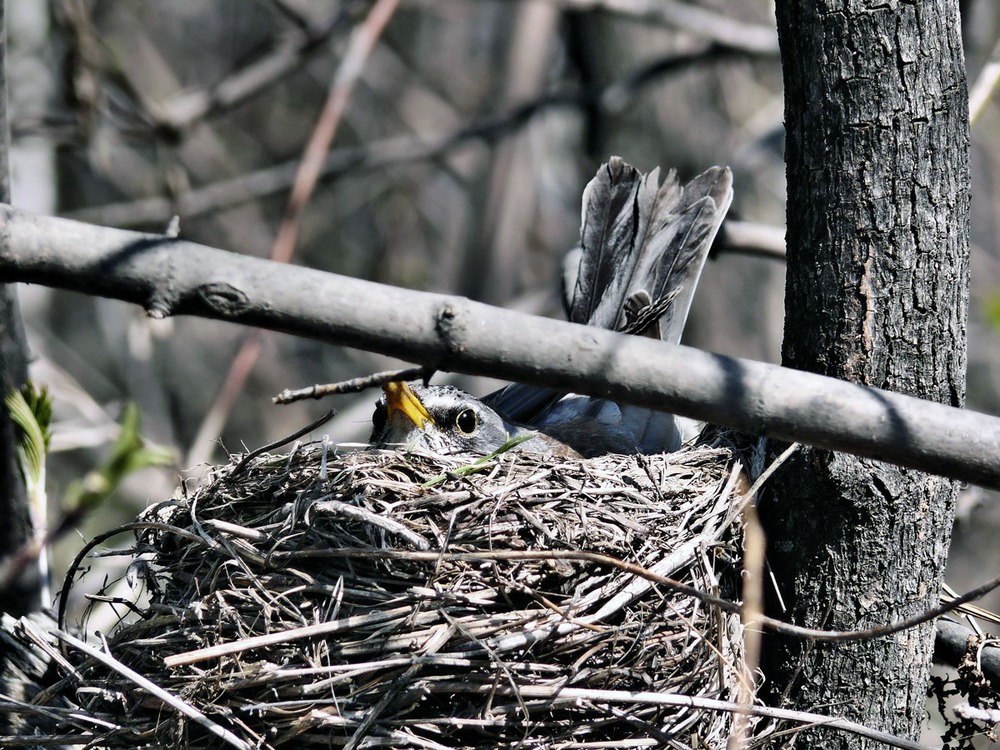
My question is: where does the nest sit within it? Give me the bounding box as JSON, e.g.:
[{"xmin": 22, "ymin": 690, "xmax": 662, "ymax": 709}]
[{"xmin": 2, "ymin": 439, "xmax": 753, "ymax": 749}]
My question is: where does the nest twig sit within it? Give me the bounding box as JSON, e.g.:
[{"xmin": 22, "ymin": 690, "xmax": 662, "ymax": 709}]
[{"xmin": 3, "ymin": 439, "xmax": 754, "ymax": 749}]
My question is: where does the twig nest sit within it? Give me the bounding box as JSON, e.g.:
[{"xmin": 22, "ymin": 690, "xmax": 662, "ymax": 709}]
[{"xmin": 6, "ymin": 440, "xmax": 751, "ymax": 749}]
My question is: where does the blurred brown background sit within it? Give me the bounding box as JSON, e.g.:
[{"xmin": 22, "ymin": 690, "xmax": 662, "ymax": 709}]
[{"xmin": 6, "ymin": 1, "xmax": 1000, "ymax": 625}]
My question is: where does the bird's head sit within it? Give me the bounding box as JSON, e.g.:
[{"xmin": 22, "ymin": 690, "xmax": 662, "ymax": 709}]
[{"xmin": 370, "ymin": 381, "xmax": 516, "ymax": 454}]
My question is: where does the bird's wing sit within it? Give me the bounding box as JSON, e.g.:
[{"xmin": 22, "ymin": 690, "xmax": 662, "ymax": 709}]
[{"xmin": 481, "ymin": 382, "xmax": 562, "ymax": 425}]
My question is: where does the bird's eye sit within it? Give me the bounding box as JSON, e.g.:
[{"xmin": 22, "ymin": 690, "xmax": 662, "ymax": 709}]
[{"xmin": 454, "ymin": 408, "xmax": 478, "ymax": 435}]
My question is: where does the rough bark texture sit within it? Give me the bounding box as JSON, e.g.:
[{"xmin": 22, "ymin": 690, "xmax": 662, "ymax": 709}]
[
  {"xmin": 0, "ymin": 0, "xmax": 39, "ymax": 616},
  {"xmin": 763, "ymin": 2, "xmax": 969, "ymax": 747}
]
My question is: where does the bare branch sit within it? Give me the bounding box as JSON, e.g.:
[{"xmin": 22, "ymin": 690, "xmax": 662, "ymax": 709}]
[
  {"xmin": 969, "ymin": 33, "xmax": 1000, "ymax": 125},
  {"xmin": 718, "ymin": 219, "xmax": 785, "ymax": 260},
  {"xmin": 149, "ymin": 7, "xmax": 355, "ymax": 133},
  {"xmin": 2, "ymin": 206, "xmax": 999, "ymax": 489},
  {"xmin": 274, "ymin": 366, "xmax": 433, "ymax": 404},
  {"xmin": 538, "ymin": 0, "xmax": 779, "ymax": 56},
  {"xmin": 62, "ymin": 45, "xmax": 751, "ymax": 229},
  {"xmin": 935, "ymin": 618, "xmax": 1000, "ymax": 689}
]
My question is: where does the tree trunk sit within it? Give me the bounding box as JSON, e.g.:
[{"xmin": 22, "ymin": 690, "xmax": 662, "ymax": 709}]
[
  {"xmin": 0, "ymin": 0, "xmax": 39, "ymax": 616},
  {"xmin": 762, "ymin": 2, "xmax": 969, "ymax": 747}
]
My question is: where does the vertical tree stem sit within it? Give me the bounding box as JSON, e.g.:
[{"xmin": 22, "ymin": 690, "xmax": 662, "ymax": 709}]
[{"xmin": 763, "ymin": 2, "xmax": 970, "ymax": 746}]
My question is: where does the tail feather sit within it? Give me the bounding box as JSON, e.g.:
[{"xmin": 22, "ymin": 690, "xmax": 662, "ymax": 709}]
[
  {"xmin": 490, "ymin": 157, "xmax": 733, "ymax": 453},
  {"xmin": 630, "ymin": 165, "xmax": 733, "ymax": 344},
  {"xmin": 569, "ymin": 157, "xmax": 733, "ymax": 344},
  {"xmin": 568, "ymin": 158, "xmax": 649, "ymax": 328}
]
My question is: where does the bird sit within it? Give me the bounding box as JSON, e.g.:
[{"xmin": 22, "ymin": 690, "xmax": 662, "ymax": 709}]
[
  {"xmin": 371, "ymin": 381, "xmax": 637, "ymax": 458},
  {"xmin": 370, "ymin": 157, "xmax": 733, "ymax": 458}
]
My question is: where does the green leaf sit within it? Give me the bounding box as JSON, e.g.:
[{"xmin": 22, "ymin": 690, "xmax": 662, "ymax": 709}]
[
  {"xmin": 64, "ymin": 403, "xmax": 174, "ymax": 512},
  {"xmin": 985, "ymin": 294, "xmax": 1000, "ymax": 330},
  {"xmin": 5, "ymin": 383, "xmax": 53, "ymax": 490}
]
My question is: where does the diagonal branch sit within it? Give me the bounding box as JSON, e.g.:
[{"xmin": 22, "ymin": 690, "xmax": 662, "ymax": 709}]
[
  {"xmin": 61, "ymin": 44, "xmax": 748, "ymax": 229},
  {"xmin": 542, "ymin": 0, "xmax": 779, "ymax": 55},
  {"xmin": 2, "ymin": 204, "xmax": 999, "ymax": 489},
  {"xmin": 150, "ymin": 7, "xmax": 355, "ymax": 134}
]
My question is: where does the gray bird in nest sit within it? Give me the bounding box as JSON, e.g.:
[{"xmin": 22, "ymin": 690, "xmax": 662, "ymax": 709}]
[{"xmin": 370, "ymin": 157, "xmax": 733, "ymax": 458}]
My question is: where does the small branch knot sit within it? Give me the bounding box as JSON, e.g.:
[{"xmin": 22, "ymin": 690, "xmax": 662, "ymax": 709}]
[
  {"xmin": 435, "ymin": 302, "xmax": 467, "ymax": 362},
  {"xmin": 196, "ymin": 283, "xmax": 250, "ymax": 318}
]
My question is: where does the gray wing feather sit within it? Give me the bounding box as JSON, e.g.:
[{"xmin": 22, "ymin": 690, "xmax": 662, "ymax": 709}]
[
  {"xmin": 481, "ymin": 382, "xmax": 562, "ymax": 424},
  {"xmin": 629, "ymin": 165, "xmax": 734, "ymax": 344}
]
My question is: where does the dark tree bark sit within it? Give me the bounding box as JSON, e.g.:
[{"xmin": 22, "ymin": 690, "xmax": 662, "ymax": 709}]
[
  {"xmin": 763, "ymin": 2, "xmax": 969, "ymax": 747},
  {"xmin": 0, "ymin": 0, "xmax": 39, "ymax": 616}
]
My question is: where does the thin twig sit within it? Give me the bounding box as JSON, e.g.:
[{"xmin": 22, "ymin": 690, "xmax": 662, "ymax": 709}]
[
  {"xmin": 273, "ymin": 366, "xmax": 433, "ymax": 404},
  {"xmin": 53, "ymin": 629, "xmax": 252, "ymax": 750},
  {"xmin": 269, "ymin": 545, "xmax": 1000, "ymax": 644},
  {"xmin": 731, "ymin": 501, "xmax": 765, "ymax": 749},
  {"xmin": 746, "ymin": 442, "xmax": 800, "ymax": 500},
  {"xmin": 57, "ymin": 521, "xmax": 212, "ymax": 632},
  {"xmin": 274, "ymin": 0, "xmax": 400, "ymax": 265},
  {"xmin": 164, "ymin": 606, "xmax": 415, "ymax": 667},
  {"xmin": 423, "ymin": 682, "xmax": 933, "ymax": 750},
  {"xmin": 308, "ymin": 497, "xmax": 433, "ymax": 550},
  {"xmin": 227, "ymin": 409, "xmax": 336, "ymax": 478}
]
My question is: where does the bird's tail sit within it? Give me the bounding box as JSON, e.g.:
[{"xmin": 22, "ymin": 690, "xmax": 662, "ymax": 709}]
[
  {"xmin": 566, "ymin": 158, "xmax": 733, "ymax": 451},
  {"xmin": 488, "ymin": 158, "xmax": 733, "ymax": 453},
  {"xmin": 567, "ymin": 157, "xmax": 733, "ymax": 344}
]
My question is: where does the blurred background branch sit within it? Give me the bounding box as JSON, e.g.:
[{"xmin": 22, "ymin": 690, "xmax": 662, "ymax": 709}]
[{"xmin": 62, "ymin": 42, "xmax": 760, "ymax": 229}]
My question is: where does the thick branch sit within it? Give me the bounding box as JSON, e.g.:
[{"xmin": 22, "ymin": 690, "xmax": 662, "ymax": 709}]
[
  {"xmin": 1, "ymin": 204, "xmax": 998, "ymax": 488},
  {"xmin": 934, "ymin": 619, "xmax": 1000, "ymax": 689}
]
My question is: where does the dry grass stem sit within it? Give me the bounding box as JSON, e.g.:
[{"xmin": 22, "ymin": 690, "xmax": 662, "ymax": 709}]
[{"xmin": 3, "ymin": 437, "xmax": 767, "ymax": 748}]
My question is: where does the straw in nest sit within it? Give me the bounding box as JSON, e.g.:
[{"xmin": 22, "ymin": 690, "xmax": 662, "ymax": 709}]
[{"xmin": 2, "ymin": 439, "xmax": 752, "ymax": 749}]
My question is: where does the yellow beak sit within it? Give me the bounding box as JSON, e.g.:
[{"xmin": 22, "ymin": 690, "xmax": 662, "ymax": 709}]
[{"xmin": 383, "ymin": 381, "xmax": 435, "ymax": 430}]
